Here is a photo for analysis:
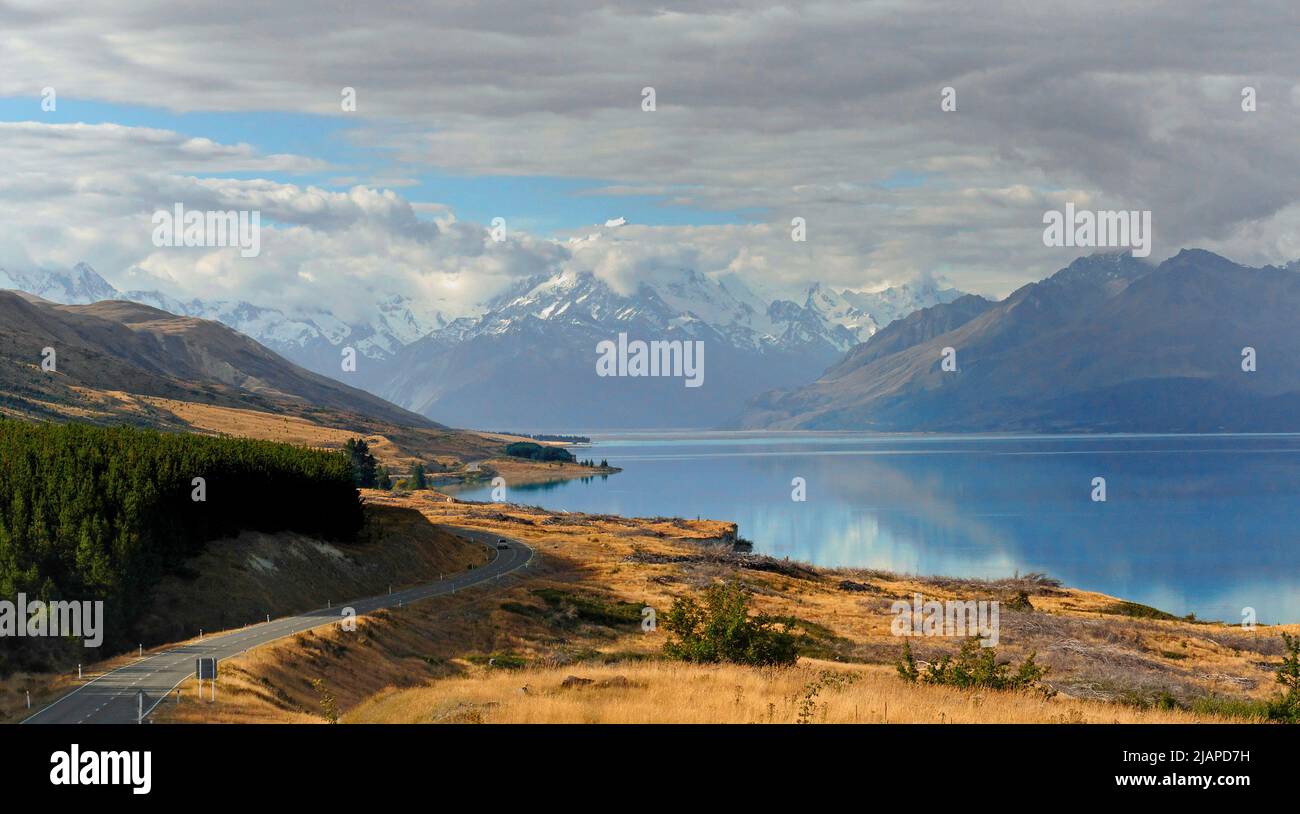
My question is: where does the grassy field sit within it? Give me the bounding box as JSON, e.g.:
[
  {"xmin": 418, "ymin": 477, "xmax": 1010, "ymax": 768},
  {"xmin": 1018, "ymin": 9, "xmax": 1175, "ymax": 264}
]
[
  {"xmin": 347, "ymin": 661, "xmax": 1226, "ymax": 724},
  {"xmin": 143, "ymin": 488, "xmax": 1296, "ymax": 725}
]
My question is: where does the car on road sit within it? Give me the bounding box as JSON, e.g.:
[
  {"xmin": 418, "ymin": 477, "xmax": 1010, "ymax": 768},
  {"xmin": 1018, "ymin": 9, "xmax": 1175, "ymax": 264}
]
[{"xmin": 497, "ymin": 539, "xmax": 508, "ymax": 549}]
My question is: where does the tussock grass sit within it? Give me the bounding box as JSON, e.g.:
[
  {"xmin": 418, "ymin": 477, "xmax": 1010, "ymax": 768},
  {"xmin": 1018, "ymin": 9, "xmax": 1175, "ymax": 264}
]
[
  {"xmin": 143, "ymin": 493, "xmax": 1300, "ymax": 725},
  {"xmin": 347, "ymin": 660, "xmax": 1228, "ymax": 724}
]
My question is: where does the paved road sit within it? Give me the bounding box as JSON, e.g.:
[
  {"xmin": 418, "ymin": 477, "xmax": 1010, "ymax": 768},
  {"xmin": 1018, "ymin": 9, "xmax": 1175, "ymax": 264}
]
[{"xmin": 22, "ymin": 527, "xmax": 532, "ymax": 725}]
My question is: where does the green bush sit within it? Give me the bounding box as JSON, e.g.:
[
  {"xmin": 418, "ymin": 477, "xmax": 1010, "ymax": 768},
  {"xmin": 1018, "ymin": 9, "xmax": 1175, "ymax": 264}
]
[
  {"xmin": 662, "ymin": 581, "xmax": 801, "ymax": 667},
  {"xmin": 897, "ymin": 638, "xmax": 1051, "ymax": 695},
  {"xmin": 0, "ymin": 419, "xmax": 362, "ymax": 665},
  {"xmin": 1267, "ymin": 632, "xmax": 1300, "ymax": 722}
]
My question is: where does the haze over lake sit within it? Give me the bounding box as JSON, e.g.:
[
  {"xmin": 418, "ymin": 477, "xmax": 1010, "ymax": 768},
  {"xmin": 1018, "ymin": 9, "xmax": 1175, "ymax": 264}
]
[{"xmin": 450, "ymin": 432, "xmax": 1300, "ymax": 624}]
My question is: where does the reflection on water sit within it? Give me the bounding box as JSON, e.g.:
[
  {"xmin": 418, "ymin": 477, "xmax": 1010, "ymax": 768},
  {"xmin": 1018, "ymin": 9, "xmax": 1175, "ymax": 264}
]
[{"xmin": 448, "ymin": 433, "xmax": 1300, "ymax": 623}]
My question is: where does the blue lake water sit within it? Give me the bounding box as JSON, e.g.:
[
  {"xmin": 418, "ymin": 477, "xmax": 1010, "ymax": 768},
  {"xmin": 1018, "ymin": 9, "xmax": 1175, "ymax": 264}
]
[{"xmin": 447, "ymin": 433, "xmax": 1300, "ymax": 624}]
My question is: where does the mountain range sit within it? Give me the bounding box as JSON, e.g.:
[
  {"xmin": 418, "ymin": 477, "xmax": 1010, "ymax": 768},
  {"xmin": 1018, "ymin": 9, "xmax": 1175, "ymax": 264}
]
[
  {"xmin": 0, "ymin": 288, "xmax": 435, "ymax": 428},
  {"xmin": 1, "ymin": 261, "xmax": 962, "ymax": 429},
  {"xmin": 741, "ymin": 250, "xmax": 1300, "ymax": 432}
]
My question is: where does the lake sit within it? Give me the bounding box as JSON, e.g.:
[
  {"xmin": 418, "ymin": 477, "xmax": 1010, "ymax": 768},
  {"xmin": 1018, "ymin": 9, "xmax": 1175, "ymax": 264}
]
[{"xmin": 447, "ymin": 432, "xmax": 1300, "ymax": 624}]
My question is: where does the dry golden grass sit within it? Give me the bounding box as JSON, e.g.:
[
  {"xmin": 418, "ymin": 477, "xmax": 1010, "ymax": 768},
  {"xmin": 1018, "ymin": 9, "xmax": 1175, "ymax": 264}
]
[
  {"xmin": 127, "ymin": 395, "xmax": 611, "ymax": 485},
  {"xmin": 346, "ymin": 660, "xmax": 1231, "ymax": 724},
  {"xmin": 154, "ymin": 583, "xmax": 523, "ymax": 724},
  {"xmin": 144, "ymin": 490, "xmax": 1297, "ymax": 725}
]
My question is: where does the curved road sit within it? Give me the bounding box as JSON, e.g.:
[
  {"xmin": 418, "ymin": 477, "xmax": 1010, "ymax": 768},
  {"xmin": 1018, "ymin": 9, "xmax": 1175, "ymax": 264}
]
[{"xmin": 22, "ymin": 527, "xmax": 532, "ymax": 725}]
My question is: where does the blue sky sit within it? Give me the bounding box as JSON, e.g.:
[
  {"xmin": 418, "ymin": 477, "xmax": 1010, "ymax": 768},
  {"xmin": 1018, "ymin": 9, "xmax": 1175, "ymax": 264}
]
[{"xmin": 0, "ymin": 96, "xmax": 752, "ymax": 236}]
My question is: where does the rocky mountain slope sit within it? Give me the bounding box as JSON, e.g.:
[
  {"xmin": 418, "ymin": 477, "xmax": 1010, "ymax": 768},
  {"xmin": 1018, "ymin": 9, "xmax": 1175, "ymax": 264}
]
[{"xmin": 741, "ymin": 250, "xmax": 1300, "ymax": 432}]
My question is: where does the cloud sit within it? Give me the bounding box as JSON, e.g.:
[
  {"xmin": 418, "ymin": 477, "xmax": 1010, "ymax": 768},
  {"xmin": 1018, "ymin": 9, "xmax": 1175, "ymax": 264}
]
[
  {"xmin": 0, "ymin": 121, "xmax": 567, "ymax": 324},
  {"xmin": 2, "ymin": 1, "xmax": 1299, "ymax": 301}
]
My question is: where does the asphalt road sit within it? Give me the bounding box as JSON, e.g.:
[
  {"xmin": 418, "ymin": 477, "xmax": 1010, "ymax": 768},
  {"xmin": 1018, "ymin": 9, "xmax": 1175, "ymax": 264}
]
[{"xmin": 22, "ymin": 527, "xmax": 532, "ymax": 725}]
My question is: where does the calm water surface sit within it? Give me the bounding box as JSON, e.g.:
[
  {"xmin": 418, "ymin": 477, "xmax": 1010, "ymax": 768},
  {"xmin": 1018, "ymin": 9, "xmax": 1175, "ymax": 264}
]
[{"xmin": 448, "ymin": 433, "xmax": 1300, "ymax": 623}]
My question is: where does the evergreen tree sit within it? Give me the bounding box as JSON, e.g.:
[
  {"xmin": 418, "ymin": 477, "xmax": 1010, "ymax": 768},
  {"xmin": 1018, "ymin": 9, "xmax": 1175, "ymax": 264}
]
[
  {"xmin": 408, "ymin": 462, "xmax": 428, "ymax": 490},
  {"xmin": 343, "ymin": 438, "xmax": 378, "ymax": 488},
  {"xmin": 0, "ymin": 420, "xmax": 363, "ymax": 668}
]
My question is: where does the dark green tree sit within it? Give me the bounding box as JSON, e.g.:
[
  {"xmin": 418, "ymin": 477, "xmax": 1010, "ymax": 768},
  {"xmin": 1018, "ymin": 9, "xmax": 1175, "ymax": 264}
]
[
  {"xmin": 343, "ymin": 438, "xmax": 378, "ymax": 488},
  {"xmin": 408, "ymin": 462, "xmax": 428, "ymax": 490},
  {"xmin": 0, "ymin": 420, "xmax": 362, "ymax": 671}
]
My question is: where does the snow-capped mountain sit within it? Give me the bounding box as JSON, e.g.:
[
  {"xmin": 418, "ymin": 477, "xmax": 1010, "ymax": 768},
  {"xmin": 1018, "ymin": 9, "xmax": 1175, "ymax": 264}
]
[
  {"xmin": 121, "ymin": 289, "xmax": 446, "ymax": 366},
  {"xmin": 839, "ymin": 279, "xmax": 966, "ymax": 330},
  {"xmin": 0, "ymin": 263, "xmax": 444, "ymax": 387},
  {"xmin": 1, "ymin": 261, "xmax": 963, "ymax": 429},
  {"xmin": 0, "ymin": 263, "xmax": 118, "ymax": 304},
  {"xmin": 375, "ymin": 267, "xmax": 965, "ymax": 428}
]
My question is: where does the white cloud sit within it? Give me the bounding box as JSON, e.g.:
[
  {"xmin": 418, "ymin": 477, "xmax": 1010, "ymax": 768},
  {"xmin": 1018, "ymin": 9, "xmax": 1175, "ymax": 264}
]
[{"xmin": 2, "ymin": 0, "xmax": 1299, "ymax": 303}]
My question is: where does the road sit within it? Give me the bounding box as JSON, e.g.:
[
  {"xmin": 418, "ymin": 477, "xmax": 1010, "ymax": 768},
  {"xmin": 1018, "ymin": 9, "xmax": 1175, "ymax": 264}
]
[{"xmin": 22, "ymin": 527, "xmax": 532, "ymax": 725}]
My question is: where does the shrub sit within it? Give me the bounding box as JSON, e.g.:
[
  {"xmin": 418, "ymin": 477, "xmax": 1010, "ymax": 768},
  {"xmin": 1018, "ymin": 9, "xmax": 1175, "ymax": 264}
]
[
  {"xmin": 311, "ymin": 678, "xmax": 339, "ymax": 723},
  {"xmin": 662, "ymin": 581, "xmax": 801, "ymax": 667},
  {"xmin": 1006, "ymin": 591, "xmax": 1034, "ymax": 612},
  {"xmin": 897, "ymin": 638, "xmax": 1051, "ymax": 695},
  {"xmin": 1267, "ymin": 632, "xmax": 1300, "ymax": 722}
]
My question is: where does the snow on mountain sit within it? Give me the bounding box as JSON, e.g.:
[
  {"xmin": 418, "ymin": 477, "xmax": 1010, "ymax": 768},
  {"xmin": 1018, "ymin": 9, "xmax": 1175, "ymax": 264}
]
[
  {"xmin": 0, "ymin": 260, "xmax": 966, "ymax": 428},
  {"xmin": 840, "ymin": 279, "xmax": 965, "ymax": 331},
  {"xmin": 0, "ymin": 262, "xmax": 444, "ymax": 371},
  {"xmin": 0, "ymin": 262, "xmax": 119, "ymax": 304}
]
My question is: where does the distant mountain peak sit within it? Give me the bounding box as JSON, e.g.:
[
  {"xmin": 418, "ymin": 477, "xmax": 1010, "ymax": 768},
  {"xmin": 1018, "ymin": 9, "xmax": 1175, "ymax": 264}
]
[
  {"xmin": 0, "ymin": 261, "xmax": 119, "ymax": 305},
  {"xmin": 742, "ymin": 249, "xmax": 1300, "ymax": 433}
]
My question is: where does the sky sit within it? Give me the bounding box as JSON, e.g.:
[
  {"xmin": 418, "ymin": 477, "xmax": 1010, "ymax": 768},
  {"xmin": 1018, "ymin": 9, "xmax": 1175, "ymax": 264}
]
[{"xmin": 2, "ymin": 0, "xmax": 1299, "ymax": 324}]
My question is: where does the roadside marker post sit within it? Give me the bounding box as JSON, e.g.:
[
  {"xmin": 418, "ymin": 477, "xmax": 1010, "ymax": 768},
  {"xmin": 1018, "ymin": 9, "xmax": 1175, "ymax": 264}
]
[
  {"xmin": 137, "ymin": 690, "xmax": 143, "ymax": 724},
  {"xmin": 25, "ymin": 691, "xmax": 30, "ymax": 709}
]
